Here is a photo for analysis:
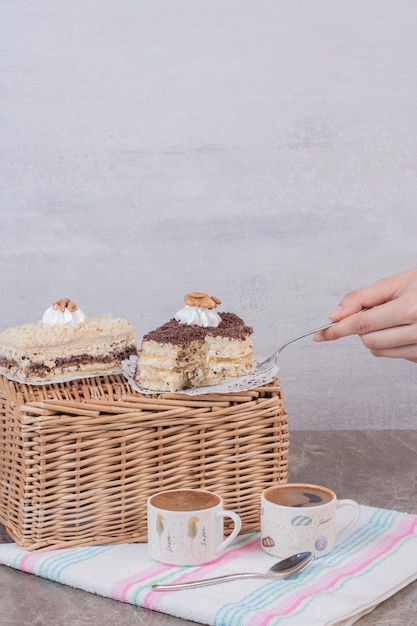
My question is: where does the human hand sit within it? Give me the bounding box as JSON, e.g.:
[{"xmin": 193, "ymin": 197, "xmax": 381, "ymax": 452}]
[{"xmin": 313, "ymin": 268, "xmax": 417, "ymax": 363}]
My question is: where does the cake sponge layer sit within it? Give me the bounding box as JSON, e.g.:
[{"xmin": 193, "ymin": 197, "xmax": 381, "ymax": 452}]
[
  {"xmin": 0, "ymin": 315, "xmax": 136, "ymax": 383},
  {"xmin": 135, "ymin": 312, "xmax": 255, "ymax": 392}
]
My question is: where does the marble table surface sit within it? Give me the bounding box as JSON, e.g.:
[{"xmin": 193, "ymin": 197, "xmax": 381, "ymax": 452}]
[{"xmin": 0, "ymin": 430, "xmax": 416, "ymax": 625}]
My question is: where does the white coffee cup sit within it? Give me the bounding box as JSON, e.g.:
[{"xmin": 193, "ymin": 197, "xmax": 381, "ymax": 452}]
[
  {"xmin": 147, "ymin": 488, "xmax": 242, "ymax": 565},
  {"xmin": 261, "ymin": 483, "xmax": 360, "ymax": 558}
]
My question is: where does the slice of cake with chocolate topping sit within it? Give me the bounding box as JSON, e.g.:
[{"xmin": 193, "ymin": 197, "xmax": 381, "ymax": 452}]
[
  {"xmin": 135, "ymin": 292, "xmax": 255, "ymax": 392},
  {"xmin": 0, "ymin": 298, "xmax": 136, "ymax": 383}
]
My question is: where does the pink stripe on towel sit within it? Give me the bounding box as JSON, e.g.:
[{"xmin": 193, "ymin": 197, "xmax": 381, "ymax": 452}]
[
  {"xmin": 254, "ymin": 515, "xmax": 417, "ymax": 625},
  {"xmin": 18, "ymin": 550, "xmax": 56, "ymax": 574},
  {"xmin": 111, "ymin": 563, "xmax": 168, "ymax": 601},
  {"xmin": 143, "ymin": 535, "xmax": 260, "ymax": 611}
]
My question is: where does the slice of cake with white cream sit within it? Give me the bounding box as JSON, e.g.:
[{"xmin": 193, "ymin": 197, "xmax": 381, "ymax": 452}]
[
  {"xmin": 135, "ymin": 292, "xmax": 255, "ymax": 392},
  {"xmin": 0, "ymin": 298, "xmax": 136, "ymax": 383}
]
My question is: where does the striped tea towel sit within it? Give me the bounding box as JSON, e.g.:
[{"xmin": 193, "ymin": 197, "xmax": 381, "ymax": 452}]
[{"xmin": 0, "ymin": 505, "xmax": 416, "ymax": 625}]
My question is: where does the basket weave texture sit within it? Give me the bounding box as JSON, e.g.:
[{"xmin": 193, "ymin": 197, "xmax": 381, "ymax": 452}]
[{"xmin": 0, "ymin": 374, "xmax": 289, "ymax": 551}]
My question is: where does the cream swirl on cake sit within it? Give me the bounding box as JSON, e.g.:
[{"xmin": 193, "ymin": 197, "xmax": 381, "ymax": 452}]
[
  {"xmin": 42, "ymin": 297, "xmax": 87, "ymax": 326},
  {"xmin": 174, "ymin": 292, "xmax": 222, "ymax": 328},
  {"xmin": 175, "ymin": 305, "xmax": 221, "ymax": 327}
]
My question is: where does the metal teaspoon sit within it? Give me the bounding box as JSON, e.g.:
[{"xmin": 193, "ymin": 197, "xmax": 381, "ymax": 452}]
[{"xmin": 151, "ymin": 551, "xmax": 314, "ymax": 590}]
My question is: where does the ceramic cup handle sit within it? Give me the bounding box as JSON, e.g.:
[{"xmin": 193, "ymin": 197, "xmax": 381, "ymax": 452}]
[
  {"xmin": 215, "ymin": 511, "xmax": 242, "ymax": 554},
  {"xmin": 335, "ymin": 499, "xmax": 361, "ymax": 539}
]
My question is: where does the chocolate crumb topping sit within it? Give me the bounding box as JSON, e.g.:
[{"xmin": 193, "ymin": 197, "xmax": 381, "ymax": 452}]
[{"xmin": 143, "ymin": 312, "xmax": 253, "ymax": 346}]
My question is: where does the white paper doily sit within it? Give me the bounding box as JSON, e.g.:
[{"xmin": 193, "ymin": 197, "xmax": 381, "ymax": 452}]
[
  {"xmin": 122, "ymin": 355, "xmax": 279, "ymax": 396},
  {"xmin": 1, "ymin": 368, "xmax": 123, "ymax": 386}
]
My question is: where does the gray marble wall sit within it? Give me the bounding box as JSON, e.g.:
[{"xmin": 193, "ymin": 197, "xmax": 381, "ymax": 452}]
[{"xmin": 1, "ymin": 1, "xmax": 417, "ymax": 429}]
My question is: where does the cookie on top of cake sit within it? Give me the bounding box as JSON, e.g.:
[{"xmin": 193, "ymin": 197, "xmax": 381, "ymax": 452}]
[
  {"xmin": 0, "ymin": 297, "xmax": 136, "ymax": 383},
  {"xmin": 135, "ymin": 291, "xmax": 255, "ymax": 392}
]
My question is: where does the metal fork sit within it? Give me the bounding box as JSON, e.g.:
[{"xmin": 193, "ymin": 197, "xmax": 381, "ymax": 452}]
[
  {"xmin": 256, "ymin": 308, "xmax": 368, "ymax": 374},
  {"xmin": 256, "ymin": 320, "xmax": 337, "ymax": 374}
]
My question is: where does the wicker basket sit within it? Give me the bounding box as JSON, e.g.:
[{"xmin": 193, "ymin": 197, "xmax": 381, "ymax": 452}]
[{"xmin": 0, "ymin": 374, "xmax": 289, "ymax": 551}]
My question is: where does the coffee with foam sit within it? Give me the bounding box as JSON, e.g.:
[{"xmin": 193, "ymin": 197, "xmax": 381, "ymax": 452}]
[
  {"xmin": 150, "ymin": 489, "xmax": 220, "ymax": 512},
  {"xmin": 265, "ymin": 484, "xmax": 334, "ymax": 508}
]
